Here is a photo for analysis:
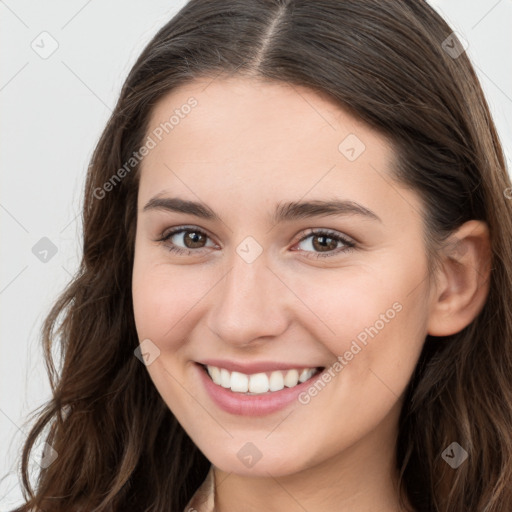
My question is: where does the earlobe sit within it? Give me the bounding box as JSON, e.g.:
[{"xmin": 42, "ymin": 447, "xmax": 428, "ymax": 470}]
[{"xmin": 427, "ymin": 220, "xmax": 492, "ymax": 337}]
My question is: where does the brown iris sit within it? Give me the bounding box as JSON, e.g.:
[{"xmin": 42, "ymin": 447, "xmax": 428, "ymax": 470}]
[
  {"xmin": 311, "ymin": 234, "xmax": 338, "ymax": 252},
  {"xmin": 183, "ymin": 231, "xmax": 207, "ymax": 248}
]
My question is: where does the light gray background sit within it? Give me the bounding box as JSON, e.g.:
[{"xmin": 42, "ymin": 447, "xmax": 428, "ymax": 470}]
[{"xmin": 1, "ymin": 1, "xmax": 511, "ymax": 508}]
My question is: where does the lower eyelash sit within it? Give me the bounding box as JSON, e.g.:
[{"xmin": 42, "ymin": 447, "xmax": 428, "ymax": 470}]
[
  {"xmin": 157, "ymin": 228, "xmax": 356, "ymax": 258},
  {"xmin": 166, "ymin": 245, "xmax": 194, "ymax": 256}
]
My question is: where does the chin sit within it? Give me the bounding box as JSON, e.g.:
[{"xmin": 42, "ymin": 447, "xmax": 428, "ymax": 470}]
[{"xmin": 203, "ymin": 441, "xmax": 315, "ymax": 478}]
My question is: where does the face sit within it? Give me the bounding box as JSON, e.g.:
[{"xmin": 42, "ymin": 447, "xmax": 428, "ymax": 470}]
[{"xmin": 132, "ymin": 76, "xmax": 432, "ymax": 477}]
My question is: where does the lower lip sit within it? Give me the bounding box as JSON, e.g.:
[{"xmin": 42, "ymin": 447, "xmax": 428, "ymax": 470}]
[{"xmin": 195, "ymin": 363, "xmax": 323, "ymax": 416}]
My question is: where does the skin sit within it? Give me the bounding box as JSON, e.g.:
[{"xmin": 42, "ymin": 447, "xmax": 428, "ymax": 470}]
[{"xmin": 131, "ymin": 76, "xmax": 491, "ymax": 512}]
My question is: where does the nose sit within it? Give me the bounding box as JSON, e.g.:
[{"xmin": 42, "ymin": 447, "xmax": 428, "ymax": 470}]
[{"xmin": 206, "ymin": 251, "xmax": 290, "ymax": 347}]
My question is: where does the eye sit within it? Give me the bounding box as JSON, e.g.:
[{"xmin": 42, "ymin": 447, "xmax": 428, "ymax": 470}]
[
  {"xmin": 293, "ymin": 229, "xmax": 356, "ymax": 259},
  {"xmin": 155, "ymin": 226, "xmax": 356, "ymax": 259},
  {"xmin": 156, "ymin": 226, "xmax": 217, "ymax": 255}
]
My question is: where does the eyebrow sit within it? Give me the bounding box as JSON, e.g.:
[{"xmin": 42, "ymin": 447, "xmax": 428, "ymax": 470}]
[{"xmin": 142, "ymin": 196, "xmax": 381, "ymax": 223}]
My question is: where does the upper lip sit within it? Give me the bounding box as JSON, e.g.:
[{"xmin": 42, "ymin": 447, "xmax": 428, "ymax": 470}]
[{"xmin": 197, "ymin": 359, "xmax": 324, "ymax": 375}]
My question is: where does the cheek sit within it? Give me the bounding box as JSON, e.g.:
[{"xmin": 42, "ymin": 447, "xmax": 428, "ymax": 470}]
[
  {"xmin": 132, "ymin": 254, "xmax": 215, "ymax": 349},
  {"xmin": 287, "ymin": 257, "xmax": 429, "ymax": 378},
  {"xmin": 131, "ymin": 255, "xmax": 213, "ymax": 413},
  {"xmin": 286, "ymin": 268, "xmax": 402, "ymax": 347}
]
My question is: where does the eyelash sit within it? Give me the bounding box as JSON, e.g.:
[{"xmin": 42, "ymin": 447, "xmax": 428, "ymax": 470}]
[{"xmin": 155, "ymin": 226, "xmax": 356, "ymax": 259}]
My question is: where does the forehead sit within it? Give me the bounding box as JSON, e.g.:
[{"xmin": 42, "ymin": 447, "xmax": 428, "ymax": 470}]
[
  {"xmin": 136, "ymin": 76, "xmax": 420, "ymax": 229},
  {"xmin": 143, "ymin": 75, "xmax": 391, "ymax": 166}
]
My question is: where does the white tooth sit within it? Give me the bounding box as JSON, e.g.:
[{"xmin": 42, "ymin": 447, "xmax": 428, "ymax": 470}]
[
  {"xmin": 212, "ymin": 367, "xmax": 318, "ymax": 393},
  {"xmin": 269, "ymin": 371, "xmax": 285, "ymax": 391},
  {"xmin": 284, "ymin": 369, "xmax": 299, "ymax": 387},
  {"xmin": 298, "ymin": 368, "xmax": 311, "ymax": 383},
  {"xmin": 209, "ymin": 366, "xmax": 221, "ymax": 385},
  {"xmin": 230, "ymin": 371, "xmax": 249, "ymax": 392},
  {"xmin": 248, "ymin": 373, "xmax": 269, "ymax": 393},
  {"xmin": 220, "ymin": 368, "xmax": 231, "ymax": 388}
]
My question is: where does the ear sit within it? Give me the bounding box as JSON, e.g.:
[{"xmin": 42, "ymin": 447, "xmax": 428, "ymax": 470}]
[{"xmin": 427, "ymin": 220, "xmax": 492, "ymax": 337}]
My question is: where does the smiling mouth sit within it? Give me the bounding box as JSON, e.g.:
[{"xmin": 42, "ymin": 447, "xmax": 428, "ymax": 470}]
[{"xmin": 198, "ymin": 363, "xmax": 324, "ymax": 395}]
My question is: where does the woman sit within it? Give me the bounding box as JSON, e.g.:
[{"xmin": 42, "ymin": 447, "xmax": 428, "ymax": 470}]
[{"xmin": 12, "ymin": 1, "xmax": 512, "ymax": 511}]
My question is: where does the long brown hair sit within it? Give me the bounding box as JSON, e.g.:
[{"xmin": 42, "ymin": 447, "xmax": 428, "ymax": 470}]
[{"xmin": 12, "ymin": 1, "xmax": 512, "ymax": 510}]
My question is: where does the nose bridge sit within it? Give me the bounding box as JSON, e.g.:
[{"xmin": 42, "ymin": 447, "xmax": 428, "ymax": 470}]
[{"xmin": 206, "ymin": 249, "xmax": 289, "ymax": 346}]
